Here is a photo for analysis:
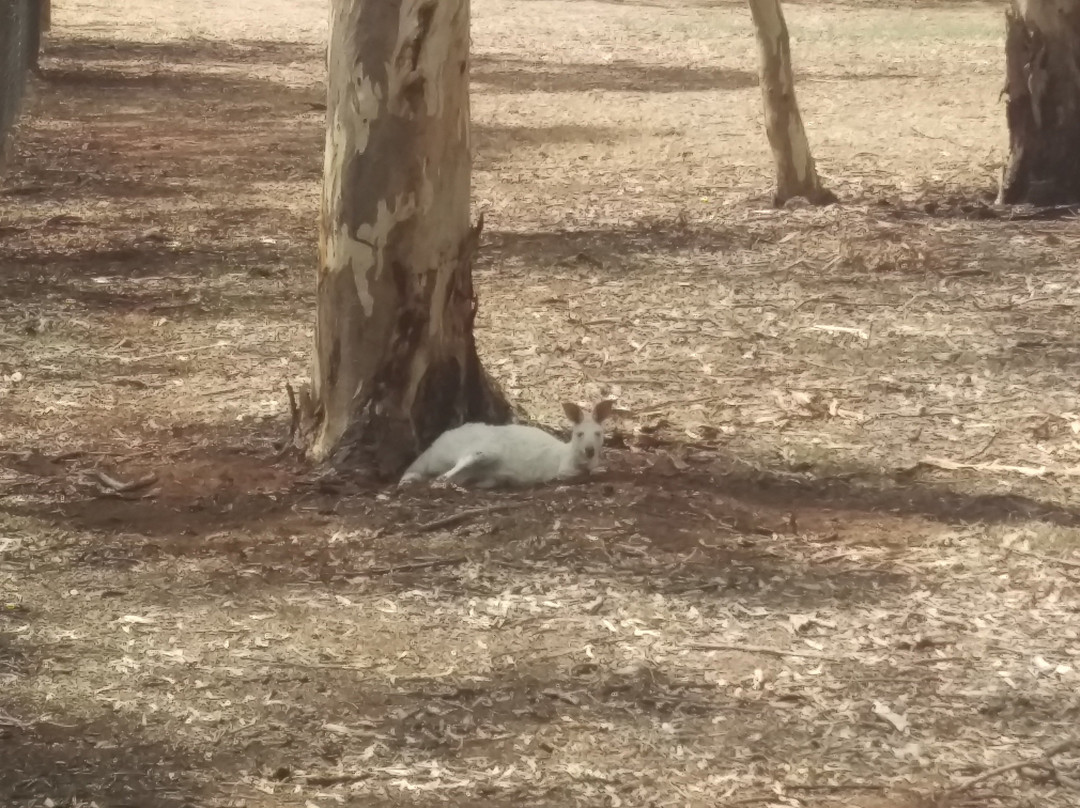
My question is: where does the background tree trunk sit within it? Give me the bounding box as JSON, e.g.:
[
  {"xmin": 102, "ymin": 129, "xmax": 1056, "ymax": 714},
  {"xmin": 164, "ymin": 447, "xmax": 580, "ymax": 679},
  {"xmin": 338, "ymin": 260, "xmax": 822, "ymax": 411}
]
[
  {"xmin": 27, "ymin": 0, "xmax": 43, "ymax": 71},
  {"xmin": 999, "ymin": 0, "xmax": 1080, "ymax": 205},
  {"xmin": 307, "ymin": 0, "xmax": 509, "ymax": 470},
  {"xmin": 747, "ymin": 0, "xmax": 835, "ymax": 206}
]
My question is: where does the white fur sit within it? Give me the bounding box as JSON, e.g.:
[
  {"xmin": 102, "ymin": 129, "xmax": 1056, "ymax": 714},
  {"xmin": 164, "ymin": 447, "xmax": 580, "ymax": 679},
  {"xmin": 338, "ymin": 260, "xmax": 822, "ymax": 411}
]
[{"xmin": 399, "ymin": 400, "xmax": 614, "ymax": 489}]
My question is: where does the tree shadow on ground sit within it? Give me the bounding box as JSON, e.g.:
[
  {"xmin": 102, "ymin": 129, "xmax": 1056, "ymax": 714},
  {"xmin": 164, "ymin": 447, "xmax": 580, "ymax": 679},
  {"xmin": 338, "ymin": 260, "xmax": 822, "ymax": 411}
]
[
  {"xmin": 1, "ymin": 239, "xmax": 315, "ymax": 319},
  {"xmin": 542, "ymin": 0, "xmax": 998, "ymax": 9},
  {"xmin": 5, "ymin": 414, "xmax": 1080, "ymax": 610},
  {"xmin": 474, "ymin": 122, "xmax": 628, "ymax": 171},
  {"xmin": 39, "ymin": 65, "xmax": 319, "ymax": 111},
  {"xmin": 473, "ymin": 56, "xmax": 758, "ymax": 94},
  {"xmin": 1, "ymin": 36, "xmax": 327, "ymax": 322},
  {"xmin": 473, "ymin": 54, "xmax": 923, "ymax": 96},
  {"xmin": 1, "ymin": 448, "xmax": 1068, "ymax": 808},
  {"xmin": 0, "ymin": 610, "xmax": 30, "ymax": 682},
  {"xmin": 699, "ymin": 458, "xmax": 1080, "ymax": 529},
  {"xmin": 481, "ymin": 219, "xmax": 762, "ymax": 268},
  {"xmin": 0, "ymin": 407, "xmax": 866, "ymax": 607},
  {"xmin": 2, "ymin": 461, "xmax": 914, "ymax": 621},
  {"xmin": 0, "ymin": 632, "xmax": 930, "ymax": 808},
  {"xmin": 7, "ymin": 414, "xmax": 1080, "ymax": 541},
  {"xmin": 872, "ymin": 183, "xmax": 1080, "ymax": 225},
  {"xmin": 0, "ymin": 704, "xmax": 212, "ymax": 808},
  {"xmin": 1, "ymin": 598, "xmax": 215, "ymax": 806},
  {"xmin": 19, "ymin": 58, "xmax": 323, "ymax": 182},
  {"xmin": 45, "ymin": 37, "xmax": 323, "ymax": 65},
  {"xmin": 0, "ymin": 36, "xmax": 631, "ymax": 321},
  {"xmin": 476, "ymin": 122, "xmax": 625, "ymax": 152}
]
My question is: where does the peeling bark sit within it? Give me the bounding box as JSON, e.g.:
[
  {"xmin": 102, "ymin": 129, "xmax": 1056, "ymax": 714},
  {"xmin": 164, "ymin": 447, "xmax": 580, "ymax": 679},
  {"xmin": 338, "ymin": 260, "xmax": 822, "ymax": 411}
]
[
  {"xmin": 999, "ymin": 0, "xmax": 1080, "ymax": 205},
  {"xmin": 306, "ymin": 0, "xmax": 509, "ymax": 471},
  {"xmin": 747, "ymin": 0, "xmax": 836, "ymax": 206}
]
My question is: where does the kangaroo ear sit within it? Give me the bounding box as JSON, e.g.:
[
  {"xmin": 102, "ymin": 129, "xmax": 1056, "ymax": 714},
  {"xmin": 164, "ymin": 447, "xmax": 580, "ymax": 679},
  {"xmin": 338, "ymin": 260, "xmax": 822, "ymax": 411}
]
[
  {"xmin": 562, "ymin": 402, "xmax": 584, "ymax": 424},
  {"xmin": 593, "ymin": 399, "xmax": 615, "ymax": 423}
]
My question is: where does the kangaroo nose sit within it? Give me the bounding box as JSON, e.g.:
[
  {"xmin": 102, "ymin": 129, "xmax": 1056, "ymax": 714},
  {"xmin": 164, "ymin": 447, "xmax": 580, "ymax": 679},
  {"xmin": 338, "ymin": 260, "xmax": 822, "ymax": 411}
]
[{"xmin": 584, "ymin": 446, "xmax": 595, "ymax": 459}]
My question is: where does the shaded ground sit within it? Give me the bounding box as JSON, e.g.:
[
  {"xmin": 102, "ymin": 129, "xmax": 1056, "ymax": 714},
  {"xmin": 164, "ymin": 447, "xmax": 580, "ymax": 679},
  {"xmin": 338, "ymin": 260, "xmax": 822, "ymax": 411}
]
[{"xmin": 2, "ymin": 1, "xmax": 1080, "ymax": 807}]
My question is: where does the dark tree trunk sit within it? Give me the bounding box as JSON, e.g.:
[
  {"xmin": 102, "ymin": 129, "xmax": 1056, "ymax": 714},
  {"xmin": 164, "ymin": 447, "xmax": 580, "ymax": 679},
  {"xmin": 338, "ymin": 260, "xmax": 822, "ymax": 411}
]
[
  {"xmin": 303, "ymin": 0, "xmax": 510, "ymax": 474},
  {"xmin": 999, "ymin": 0, "xmax": 1080, "ymax": 205},
  {"xmin": 26, "ymin": 0, "xmax": 42, "ymax": 71}
]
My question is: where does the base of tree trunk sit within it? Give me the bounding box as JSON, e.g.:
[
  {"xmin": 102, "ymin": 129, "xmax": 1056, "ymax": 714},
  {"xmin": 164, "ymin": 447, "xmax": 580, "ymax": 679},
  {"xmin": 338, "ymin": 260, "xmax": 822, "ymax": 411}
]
[
  {"xmin": 298, "ymin": 217, "xmax": 512, "ymax": 478},
  {"xmin": 326, "ymin": 366, "xmax": 511, "ymax": 479},
  {"xmin": 998, "ymin": 4, "xmax": 1080, "ymax": 205},
  {"xmin": 774, "ymin": 186, "xmax": 838, "ymax": 209},
  {"xmin": 747, "ymin": 0, "xmax": 835, "ymax": 208},
  {"xmin": 304, "ymin": 0, "xmax": 510, "ymax": 477}
]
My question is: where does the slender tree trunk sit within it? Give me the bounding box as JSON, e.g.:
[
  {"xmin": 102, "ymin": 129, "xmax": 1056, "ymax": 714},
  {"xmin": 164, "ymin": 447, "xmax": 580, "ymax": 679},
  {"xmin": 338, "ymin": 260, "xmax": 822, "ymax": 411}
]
[
  {"xmin": 40, "ymin": 0, "xmax": 50, "ymax": 32},
  {"xmin": 27, "ymin": 0, "xmax": 42, "ymax": 71},
  {"xmin": 746, "ymin": 0, "xmax": 835, "ymax": 206},
  {"xmin": 305, "ymin": 0, "xmax": 509, "ymax": 471},
  {"xmin": 998, "ymin": 0, "xmax": 1080, "ymax": 205}
]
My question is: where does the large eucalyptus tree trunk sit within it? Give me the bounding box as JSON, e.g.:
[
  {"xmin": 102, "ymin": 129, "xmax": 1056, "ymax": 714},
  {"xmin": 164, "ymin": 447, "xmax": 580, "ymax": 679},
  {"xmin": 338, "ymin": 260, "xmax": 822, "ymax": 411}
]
[
  {"xmin": 306, "ymin": 0, "xmax": 509, "ymax": 470},
  {"xmin": 747, "ymin": 0, "xmax": 835, "ymax": 206},
  {"xmin": 998, "ymin": 0, "xmax": 1080, "ymax": 205}
]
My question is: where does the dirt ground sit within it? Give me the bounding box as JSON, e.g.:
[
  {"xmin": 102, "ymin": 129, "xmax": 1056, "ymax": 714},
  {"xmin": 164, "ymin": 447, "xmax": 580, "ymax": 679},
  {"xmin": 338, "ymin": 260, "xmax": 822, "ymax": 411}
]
[{"xmin": 3, "ymin": 0, "xmax": 1080, "ymax": 806}]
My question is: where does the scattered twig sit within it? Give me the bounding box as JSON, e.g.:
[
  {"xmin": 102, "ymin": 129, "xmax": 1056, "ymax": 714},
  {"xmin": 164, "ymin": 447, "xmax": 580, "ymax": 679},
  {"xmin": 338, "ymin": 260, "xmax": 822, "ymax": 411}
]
[
  {"xmin": 810, "ymin": 323, "xmax": 870, "ymax": 341},
  {"xmin": 0, "ymin": 710, "xmax": 32, "ymax": 729},
  {"xmin": 93, "ymin": 341, "xmax": 230, "ymax": 363},
  {"xmin": 302, "ymin": 773, "xmax": 372, "ymax": 786},
  {"xmin": 624, "ymin": 394, "xmax": 720, "ymax": 417},
  {"xmin": 1008, "ymin": 547, "xmax": 1080, "ymax": 571},
  {"xmin": 89, "ymin": 469, "xmax": 158, "ymax": 493},
  {"xmin": 918, "ymin": 456, "xmax": 1080, "ymax": 479},
  {"xmin": 792, "ymin": 294, "xmax": 901, "ymax": 312},
  {"xmin": 248, "ymin": 656, "xmax": 374, "ymax": 672},
  {"xmin": 784, "ymin": 782, "xmax": 887, "ymax": 792},
  {"xmin": 1051, "ymin": 770, "xmax": 1080, "ymax": 792},
  {"xmin": 416, "ymin": 502, "xmax": 529, "ymax": 533},
  {"xmin": 0, "ymin": 184, "xmax": 46, "ymax": 196},
  {"xmin": 943, "ymin": 737, "xmax": 1080, "ymax": 797},
  {"xmin": 198, "ymin": 383, "xmax": 245, "ymax": 398},
  {"xmin": 542, "ymin": 688, "xmax": 582, "ymax": 706},
  {"xmin": 910, "ymin": 126, "xmax": 964, "ymax": 147},
  {"xmin": 347, "ymin": 556, "xmax": 470, "ymax": 577},
  {"xmin": 962, "ymin": 429, "xmax": 1000, "ymax": 462},
  {"xmin": 688, "ymin": 643, "xmax": 842, "ymax": 662},
  {"xmin": 911, "ymin": 656, "xmax": 969, "ymax": 666}
]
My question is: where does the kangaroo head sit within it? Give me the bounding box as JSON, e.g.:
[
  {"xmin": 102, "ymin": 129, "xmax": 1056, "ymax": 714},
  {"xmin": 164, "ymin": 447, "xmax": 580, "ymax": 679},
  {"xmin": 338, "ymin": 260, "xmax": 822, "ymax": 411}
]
[{"xmin": 562, "ymin": 399, "xmax": 615, "ymax": 473}]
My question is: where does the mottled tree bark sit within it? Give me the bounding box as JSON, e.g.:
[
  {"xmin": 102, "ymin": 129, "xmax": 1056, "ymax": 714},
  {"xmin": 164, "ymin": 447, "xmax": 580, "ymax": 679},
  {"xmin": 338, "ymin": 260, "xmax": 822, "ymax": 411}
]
[
  {"xmin": 999, "ymin": 0, "xmax": 1080, "ymax": 205},
  {"xmin": 306, "ymin": 0, "xmax": 509, "ymax": 471},
  {"xmin": 747, "ymin": 0, "xmax": 835, "ymax": 206}
]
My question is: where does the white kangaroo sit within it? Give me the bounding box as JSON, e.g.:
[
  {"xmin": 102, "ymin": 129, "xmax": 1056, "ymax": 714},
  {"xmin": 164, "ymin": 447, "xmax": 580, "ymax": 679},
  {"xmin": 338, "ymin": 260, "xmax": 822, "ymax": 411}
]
[{"xmin": 398, "ymin": 400, "xmax": 615, "ymax": 489}]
